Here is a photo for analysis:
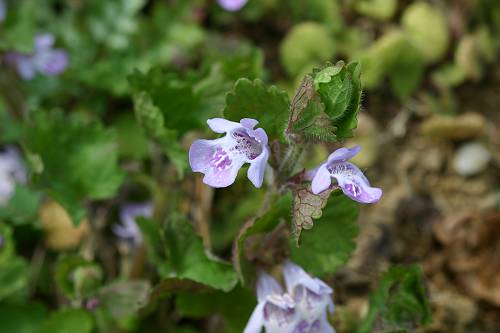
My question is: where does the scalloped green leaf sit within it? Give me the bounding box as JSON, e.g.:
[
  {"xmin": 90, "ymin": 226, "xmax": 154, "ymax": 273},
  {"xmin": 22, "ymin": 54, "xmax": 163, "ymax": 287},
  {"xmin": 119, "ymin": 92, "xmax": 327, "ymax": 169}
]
[
  {"xmin": 290, "ymin": 192, "xmax": 359, "ymax": 276},
  {"xmin": 223, "ymin": 78, "xmax": 290, "ymax": 141}
]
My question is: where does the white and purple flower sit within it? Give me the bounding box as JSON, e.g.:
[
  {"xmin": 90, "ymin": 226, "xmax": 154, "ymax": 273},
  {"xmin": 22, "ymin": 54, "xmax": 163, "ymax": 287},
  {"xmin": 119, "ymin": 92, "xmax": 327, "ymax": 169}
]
[
  {"xmin": 0, "ymin": 147, "xmax": 27, "ymax": 206},
  {"xmin": 244, "ymin": 262, "xmax": 335, "ymax": 333},
  {"xmin": 308, "ymin": 145, "xmax": 382, "ymax": 203},
  {"xmin": 5, "ymin": 34, "xmax": 68, "ymax": 80},
  {"xmin": 113, "ymin": 202, "xmax": 153, "ymax": 248},
  {"xmin": 217, "ymin": 0, "xmax": 248, "ymax": 12},
  {"xmin": 189, "ymin": 118, "xmax": 269, "ymax": 188}
]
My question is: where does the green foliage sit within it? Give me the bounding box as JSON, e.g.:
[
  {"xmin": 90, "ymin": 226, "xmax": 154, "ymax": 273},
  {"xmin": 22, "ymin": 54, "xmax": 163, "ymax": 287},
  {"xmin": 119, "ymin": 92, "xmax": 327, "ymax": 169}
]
[
  {"xmin": 280, "ymin": 22, "xmax": 336, "ymax": 77},
  {"xmin": 224, "ymin": 78, "xmax": 290, "ymax": 141},
  {"xmin": 176, "ymin": 287, "xmax": 256, "ymax": 333},
  {"xmin": 314, "ymin": 61, "xmax": 362, "ymax": 138},
  {"xmin": 233, "ymin": 194, "xmax": 293, "ymax": 283},
  {"xmin": 55, "ymin": 255, "xmax": 102, "ymax": 300},
  {"xmin": 0, "ymin": 185, "xmax": 41, "ymax": 225},
  {"xmin": 137, "ymin": 217, "xmax": 238, "ymax": 291},
  {"xmin": 0, "ymin": 224, "xmax": 30, "ymax": 302},
  {"xmin": 287, "ymin": 61, "xmax": 362, "ymax": 142},
  {"xmin": 40, "ymin": 309, "xmax": 94, "ymax": 333},
  {"xmin": 24, "ymin": 111, "xmax": 125, "ymax": 225},
  {"xmin": 290, "ymin": 193, "xmax": 359, "ymax": 276},
  {"xmin": 358, "ymin": 30, "xmax": 425, "ymax": 98},
  {"xmin": 401, "ymin": 2, "xmax": 450, "ymax": 64},
  {"xmin": 0, "ymin": 0, "xmax": 38, "ymax": 52},
  {"xmin": 354, "ymin": 0, "xmax": 398, "ymax": 21},
  {"xmin": 358, "ymin": 265, "xmax": 432, "ymax": 333},
  {"xmin": 0, "ymin": 302, "xmax": 47, "ymax": 333},
  {"xmin": 99, "ymin": 280, "xmax": 151, "ymax": 319}
]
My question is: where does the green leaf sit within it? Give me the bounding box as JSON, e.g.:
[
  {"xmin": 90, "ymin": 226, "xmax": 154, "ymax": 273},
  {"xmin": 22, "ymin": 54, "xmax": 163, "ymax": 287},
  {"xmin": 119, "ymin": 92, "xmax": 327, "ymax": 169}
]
[
  {"xmin": 286, "ymin": 75, "xmax": 336, "ymax": 143},
  {"xmin": 0, "ymin": 185, "xmax": 41, "ymax": 225},
  {"xmin": 0, "ymin": 302, "xmax": 47, "ymax": 333},
  {"xmin": 128, "ymin": 68, "xmax": 204, "ymax": 134},
  {"xmin": 290, "ymin": 193, "xmax": 359, "ymax": 276},
  {"xmin": 0, "ymin": 257, "xmax": 30, "ymax": 302},
  {"xmin": 232, "ymin": 194, "xmax": 293, "ymax": 283},
  {"xmin": 41, "ymin": 309, "xmax": 94, "ymax": 333},
  {"xmin": 99, "ymin": 280, "xmax": 151, "ymax": 319},
  {"xmin": 24, "ymin": 110, "xmax": 125, "ymax": 225},
  {"xmin": 0, "ymin": 224, "xmax": 30, "ymax": 301},
  {"xmin": 162, "ymin": 216, "xmax": 238, "ymax": 291},
  {"xmin": 223, "ymin": 78, "xmax": 290, "ymax": 141},
  {"xmin": 141, "ymin": 278, "xmax": 211, "ymax": 315},
  {"xmin": 138, "ymin": 217, "xmax": 238, "ymax": 291},
  {"xmin": 55, "ymin": 255, "xmax": 102, "ymax": 300},
  {"xmin": 1, "ymin": 0, "xmax": 37, "ymax": 53},
  {"xmin": 313, "ymin": 61, "xmax": 362, "ymax": 140},
  {"xmin": 176, "ymin": 287, "xmax": 256, "ymax": 333},
  {"xmin": 358, "ymin": 265, "xmax": 431, "ymax": 333}
]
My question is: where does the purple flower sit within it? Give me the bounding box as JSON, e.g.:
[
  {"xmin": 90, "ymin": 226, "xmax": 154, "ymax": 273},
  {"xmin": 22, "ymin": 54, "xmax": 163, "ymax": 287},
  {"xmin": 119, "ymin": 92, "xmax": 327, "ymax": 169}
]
[
  {"xmin": 308, "ymin": 145, "xmax": 382, "ymax": 203},
  {"xmin": 5, "ymin": 34, "xmax": 68, "ymax": 80},
  {"xmin": 244, "ymin": 262, "xmax": 336, "ymax": 333},
  {"xmin": 283, "ymin": 261, "xmax": 335, "ymax": 333},
  {"xmin": 0, "ymin": 147, "xmax": 27, "ymax": 206},
  {"xmin": 189, "ymin": 118, "xmax": 269, "ymax": 188},
  {"xmin": 244, "ymin": 271, "xmax": 297, "ymax": 333},
  {"xmin": 218, "ymin": 0, "xmax": 248, "ymax": 11},
  {"xmin": 113, "ymin": 202, "xmax": 153, "ymax": 248}
]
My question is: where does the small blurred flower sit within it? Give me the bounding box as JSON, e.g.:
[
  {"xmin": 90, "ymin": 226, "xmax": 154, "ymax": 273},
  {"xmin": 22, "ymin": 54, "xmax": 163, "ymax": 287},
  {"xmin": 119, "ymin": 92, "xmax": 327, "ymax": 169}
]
[
  {"xmin": 0, "ymin": 147, "xmax": 27, "ymax": 206},
  {"xmin": 189, "ymin": 118, "xmax": 269, "ymax": 188},
  {"xmin": 85, "ymin": 297, "xmax": 101, "ymax": 311},
  {"xmin": 5, "ymin": 33, "xmax": 68, "ymax": 80},
  {"xmin": 113, "ymin": 202, "xmax": 152, "ymax": 248},
  {"xmin": 0, "ymin": 0, "xmax": 7, "ymax": 23},
  {"xmin": 217, "ymin": 0, "xmax": 248, "ymax": 12},
  {"xmin": 244, "ymin": 262, "xmax": 336, "ymax": 333},
  {"xmin": 308, "ymin": 145, "xmax": 382, "ymax": 203}
]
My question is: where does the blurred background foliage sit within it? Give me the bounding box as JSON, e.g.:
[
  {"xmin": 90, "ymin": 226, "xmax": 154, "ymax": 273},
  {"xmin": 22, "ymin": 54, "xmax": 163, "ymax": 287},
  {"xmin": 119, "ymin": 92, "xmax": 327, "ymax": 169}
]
[{"xmin": 0, "ymin": 0, "xmax": 499, "ymax": 332}]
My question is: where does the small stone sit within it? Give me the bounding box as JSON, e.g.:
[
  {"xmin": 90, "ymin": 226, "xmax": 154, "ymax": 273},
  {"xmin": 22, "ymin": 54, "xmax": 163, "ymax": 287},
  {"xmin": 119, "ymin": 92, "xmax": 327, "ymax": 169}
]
[{"xmin": 453, "ymin": 142, "xmax": 491, "ymax": 176}]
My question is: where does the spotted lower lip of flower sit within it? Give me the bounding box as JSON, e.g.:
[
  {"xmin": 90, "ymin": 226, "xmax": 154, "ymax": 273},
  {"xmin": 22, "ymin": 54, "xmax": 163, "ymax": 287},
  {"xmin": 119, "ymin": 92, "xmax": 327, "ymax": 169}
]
[
  {"xmin": 217, "ymin": 0, "xmax": 248, "ymax": 12},
  {"xmin": 308, "ymin": 145, "xmax": 382, "ymax": 203},
  {"xmin": 189, "ymin": 118, "xmax": 269, "ymax": 188}
]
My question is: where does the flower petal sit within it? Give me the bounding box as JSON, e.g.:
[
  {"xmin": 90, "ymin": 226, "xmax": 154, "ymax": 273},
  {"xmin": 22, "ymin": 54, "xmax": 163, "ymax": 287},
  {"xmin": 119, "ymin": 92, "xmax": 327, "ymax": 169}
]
[
  {"xmin": 15, "ymin": 56, "xmax": 36, "ymax": 80},
  {"xmin": 257, "ymin": 271, "xmax": 283, "ymax": 303},
  {"xmin": 36, "ymin": 50, "xmax": 68, "ymax": 76},
  {"xmin": 189, "ymin": 139, "xmax": 218, "ymax": 173},
  {"xmin": 319, "ymin": 313, "xmax": 336, "ymax": 333},
  {"xmin": 202, "ymin": 157, "xmax": 244, "ymax": 188},
  {"xmin": 217, "ymin": 0, "xmax": 248, "ymax": 11},
  {"xmin": 240, "ymin": 118, "xmax": 259, "ymax": 129},
  {"xmin": 331, "ymin": 162, "xmax": 382, "ymax": 204},
  {"xmin": 247, "ymin": 147, "xmax": 269, "ymax": 188},
  {"xmin": 34, "ymin": 34, "xmax": 55, "ymax": 50},
  {"xmin": 243, "ymin": 302, "xmax": 265, "ymax": 333},
  {"xmin": 327, "ymin": 145, "xmax": 361, "ymax": 164},
  {"xmin": 207, "ymin": 118, "xmax": 241, "ymax": 133},
  {"xmin": 311, "ymin": 164, "xmax": 332, "ymax": 195},
  {"xmin": 283, "ymin": 261, "xmax": 332, "ymax": 296}
]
